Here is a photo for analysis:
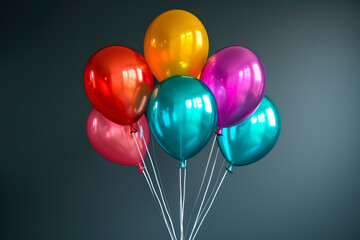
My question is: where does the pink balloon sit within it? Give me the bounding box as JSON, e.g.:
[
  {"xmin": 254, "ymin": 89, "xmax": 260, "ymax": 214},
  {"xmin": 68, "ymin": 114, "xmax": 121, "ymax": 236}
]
[
  {"xmin": 86, "ymin": 109, "xmax": 149, "ymax": 170},
  {"xmin": 200, "ymin": 46, "xmax": 266, "ymax": 130}
]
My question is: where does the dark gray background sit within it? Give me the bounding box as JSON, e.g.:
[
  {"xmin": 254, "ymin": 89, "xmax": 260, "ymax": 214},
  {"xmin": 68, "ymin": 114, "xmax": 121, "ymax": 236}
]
[{"xmin": 1, "ymin": 0, "xmax": 359, "ymax": 239}]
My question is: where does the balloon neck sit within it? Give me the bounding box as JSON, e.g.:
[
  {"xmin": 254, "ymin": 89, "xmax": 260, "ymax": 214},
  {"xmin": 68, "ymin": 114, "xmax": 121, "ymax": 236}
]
[
  {"xmin": 138, "ymin": 163, "xmax": 145, "ymax": 172},
  {"xmin": 130, "ymin": 124, "xmax": 138, "ymax": 134},
  {"xmin": 215, "ymin": 127, "xmax": 223, "ymax": 136},
  {"xmin": 226, "ymin": 164, "xmax": 233, "ymax": 173},
  {"xmin": 179, "ymin": 160, "xmax": 187, "ymax": 169}
]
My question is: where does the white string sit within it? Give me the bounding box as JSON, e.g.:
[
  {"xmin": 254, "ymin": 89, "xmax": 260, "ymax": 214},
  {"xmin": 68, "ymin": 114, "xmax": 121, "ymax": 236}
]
[
  {"xmin": 179, "ymin": 167, "xmax": 187, "ymax": 240},
  {"xmin": 142, "ymin": 166, "xmax": 155, "ymax": 198},
  {"xmin": 185, "ymin": 136, "xmax": 217, "ymax": 237},
  {"xmin": 139, "ymin": 124, "xmax": 174, "ymax": 217},
  {"xmin": 200, "ymin": 158, "xmax": 226, "ymax": 218},
  {"xmin": 142, "ymin": 171, "xmax": 174, "ymax": 240},
  {"xmin": 151, "ymin": 134, "xmax": 172, "ymax": 219},
  {"xmin": 180, "ymin": 166, "xmax": 187, "ymax": 240},
  {"xmin": 132, "ymin": 133, "xmax": 175, "ymax": 240},
  {"xmin": 188, "ymin": 145, "xmax": 219, "ymax": 240},
  {"xmin": 190, "ymin": 171, "xmax": 228, "ymax": 240},
  {"xmin": 137, "ymin": 123, "xmax": 177, "ymax": 239},
  {"xmin": 143, "ymin": 165, "xmax": 156, "ymax": 197},
  {"xmin": 183, "ymin": 167, "xmax": 186, "ymax": 214},
  {"xmin": 142, "ymin": 166, "xmax": 171, "ymax": 225},
  {"xmin": 134, "ymin": 133, "xmax": 174, "ymax": 240},
  {"xmin": 179, "ymin": 168, "xmax": 183, "ymax": 240}
]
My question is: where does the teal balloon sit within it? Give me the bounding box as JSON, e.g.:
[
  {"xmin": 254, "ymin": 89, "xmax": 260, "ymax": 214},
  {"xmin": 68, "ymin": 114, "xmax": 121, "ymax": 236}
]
[
  {"xmin": 217, "ymin": 96, "xmax": 281, "ymax": 172},
  {"xmin": 146, "ymin": 76, "xmax": 218, "ymax": 166}
]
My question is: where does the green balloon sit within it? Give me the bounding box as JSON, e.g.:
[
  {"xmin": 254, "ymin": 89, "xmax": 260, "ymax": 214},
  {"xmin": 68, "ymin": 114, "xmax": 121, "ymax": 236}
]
[
  {"xmin": 217, "ymin": 96, "xmax": 281, "ymax": 172},
  {"xmin": 147, "ymin": 75, "xmax": 218, "ymax": 167}
]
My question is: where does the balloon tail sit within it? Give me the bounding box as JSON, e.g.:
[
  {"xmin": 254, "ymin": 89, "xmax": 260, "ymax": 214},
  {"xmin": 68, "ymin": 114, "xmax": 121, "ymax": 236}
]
[
  {"xmin": 215, "ymin": 127, "xmax": 223, "ymax": 136},
  {"xmin": 138, "ymin": 163, "xmax": 145, "ymax": 172},
  {"xmin": 130, "ymin": 124, "xmax": 138, "ymax": 133},
  {"xmin": 226, "ymin": 164, "xmax": 233, "ymax": 173},
  {"xmin": 180, "ymin": 159, "xmax": 187, "ymax": 169},
  {"xmin": 190, "ymin": 170, "xmax": 228, "ymax": 240}
]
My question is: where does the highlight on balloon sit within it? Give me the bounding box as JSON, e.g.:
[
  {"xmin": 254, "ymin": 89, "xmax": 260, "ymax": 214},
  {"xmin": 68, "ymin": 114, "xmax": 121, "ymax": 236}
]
[{"xmin": 83, "ymin": 9, "xmax": 281, "ymax": 240}]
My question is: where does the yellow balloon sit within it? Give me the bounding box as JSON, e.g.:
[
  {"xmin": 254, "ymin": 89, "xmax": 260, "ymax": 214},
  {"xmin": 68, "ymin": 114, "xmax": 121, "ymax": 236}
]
[{"xmin": 144, "ymin": 10, "xmax": 209, "ymax": 82}]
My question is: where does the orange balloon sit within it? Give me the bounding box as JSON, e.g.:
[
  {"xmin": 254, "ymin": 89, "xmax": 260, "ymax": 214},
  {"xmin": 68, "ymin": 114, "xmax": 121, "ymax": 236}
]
[{"xmin": 144, "ymin": 10, "xmax": 209, "ymax": 82}]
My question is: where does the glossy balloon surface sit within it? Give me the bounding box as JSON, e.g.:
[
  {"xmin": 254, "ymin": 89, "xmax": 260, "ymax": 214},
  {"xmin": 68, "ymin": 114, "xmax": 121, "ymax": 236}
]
[
  {"xmin": 87, "ymin": 109, "xmax": 149, "ymax": 166},
  {"xmin": 144, "ymin": 10, "xmax": 209, "ymax": 82},
  {"xmin": 147, "ymin": 76, "xmax": 218, "ymax": 161},
  {"xmin": 218, "ymin": 96, "xmax": 281, "ymax": 167},
  {"xmin": 84, "ymin": 46, "xmax": 153, "ymax": 126},
  {"xmin": 200, "ymin": 46, "xmax": 266, "ymax": 128}
]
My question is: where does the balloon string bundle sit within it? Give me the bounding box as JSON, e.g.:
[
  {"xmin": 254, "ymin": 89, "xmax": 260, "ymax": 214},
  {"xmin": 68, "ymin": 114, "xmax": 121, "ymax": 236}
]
[
  {"xmin": 84, "ymin": 9, "xmax": 281, "ymax": 240},
  {"xmin": 132, "ymin": 132, "xmax": 177, "ymax": 240},
  {"xmin": 191, "ymin": 171, "xmax": 228, "ymax": 240},
  {"xmin": 138, "ymin": 122, "xmax": 176, "ymax": 233},
  {"xmin": 188, "ymin": 139, "xmax": 219, "ymax": 240},
  {"xmin": 179, "ymin": 167, "xmax": 186, "ymax": 240},
  {"xmin": 135, "ymin": 127, "xmax": 224, "ymax": 240},
  {"xmin": 200, "ymin": 157, "xmax": 226, "ymax": 218},
  {"xmin": 185, "ymin": 136, "xmax": 217, "ymax": 237}
]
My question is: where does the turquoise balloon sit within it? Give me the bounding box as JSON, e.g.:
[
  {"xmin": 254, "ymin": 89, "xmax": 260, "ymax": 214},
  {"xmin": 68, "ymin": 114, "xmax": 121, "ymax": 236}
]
[
  {"xmin": 147, "ymin": 76, "xmax": 218, "ymax": 167},
  {"xmin": 217, "ymin": 96, "xmax": 281, "ymax": 172}
]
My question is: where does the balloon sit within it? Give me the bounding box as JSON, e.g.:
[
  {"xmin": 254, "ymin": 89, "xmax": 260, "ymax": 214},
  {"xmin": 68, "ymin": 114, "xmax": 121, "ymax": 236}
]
[
  {"xmin": 144, "ymin": 10, "xmax": 209, "ymax": 82},
  {"xmin": 86, "ymin": 109, "xmax": 149, "ymax": 171},
  {"xmin": 84, "ymin": 46, "xmax": 153, "ymax": 127},
  {"xmin": 146, "ymin": 76, "xmax": 218, "ymax": 167},
  {"xmin": 200, "ymin": 46, "xmax": 266, "ymax": 129},
  {"xmin": 217, "ymin": 96, "xmax": 281, "ymax": 172}
]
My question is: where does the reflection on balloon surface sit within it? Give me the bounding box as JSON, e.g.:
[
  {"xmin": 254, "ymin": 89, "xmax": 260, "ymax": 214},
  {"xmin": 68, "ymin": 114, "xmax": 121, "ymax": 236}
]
[
  {"xmin": 218, "ymin": 96, "xmax": 281, "ymax": 169},
  {"xmin": 147, "ymin": 76, "xmax": 218, "ymax": 161},
  {"xmin": 144, "ymin": 10, "xmax": 209, "ymax": 82},
  {"xmin": 86, "ymin": 109, "xmax": 149, "ymax": 167},
  {"xmin": 200, "ymin": 46, "xmax": 266, "ymax": 128},
  {"xmin": 84, "ymin": 46, "xmax": 153, "ymax": 126}
]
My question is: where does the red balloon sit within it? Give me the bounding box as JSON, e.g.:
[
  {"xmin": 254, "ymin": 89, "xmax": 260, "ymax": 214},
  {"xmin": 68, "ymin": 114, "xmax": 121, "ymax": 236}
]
[
  {"xmin": 84, "ymin": 46, "xmax": 153, "ymax": 126},
  {"xmin": 86, "ymin": 109, "xmax": 149, "ymax": 170}
]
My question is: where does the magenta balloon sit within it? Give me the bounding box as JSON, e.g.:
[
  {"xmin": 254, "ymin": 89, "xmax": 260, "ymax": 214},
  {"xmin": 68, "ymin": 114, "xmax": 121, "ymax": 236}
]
[
  {"xmin": 200, "ymin": 46, "xmax": 266, "ymax": 128},
  {"xmin": 86, "ymin": 109, "xmax": 149, "ymax": 167}
]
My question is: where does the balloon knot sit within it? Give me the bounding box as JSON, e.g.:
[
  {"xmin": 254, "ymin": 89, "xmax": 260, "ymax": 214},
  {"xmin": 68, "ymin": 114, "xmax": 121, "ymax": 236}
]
[
  {"xmin": 179, "ymin": 160, "xmax": 187, "ymax": 169},
  {"xmin": 130, "ymin": 124, "xmax": 138, "ymax": 134},
  {"xmin": 226, "ymin": 164, "xmax": 233, "ymax": 173},
  {"xmin": 215, "ymin": 127, "xmax": 223, "ymax": 136},
  {"xmin": 138, "ymin": 163, "xmax": 145, "ymax": 172}
]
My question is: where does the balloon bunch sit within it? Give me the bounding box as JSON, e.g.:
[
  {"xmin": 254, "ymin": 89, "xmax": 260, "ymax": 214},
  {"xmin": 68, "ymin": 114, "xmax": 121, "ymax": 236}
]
[{"xmin": 84, "ymin": 9, "xmax": 281, "ymax": 240}]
